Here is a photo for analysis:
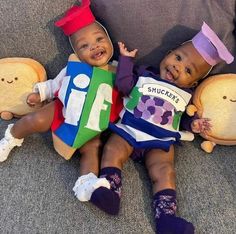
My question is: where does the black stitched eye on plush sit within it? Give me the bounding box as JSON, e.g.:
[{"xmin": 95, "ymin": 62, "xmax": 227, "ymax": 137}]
[
  {"xmin": 1, "ymin": 78, "xmax": 4, "ymax": 81},
  {"xmin": 223, "ymin": 96, "xmax": 227, "ymax": 99},
  {"xmin": 14, "ymin": 77, "xmax": 18, "ymax": 81}
]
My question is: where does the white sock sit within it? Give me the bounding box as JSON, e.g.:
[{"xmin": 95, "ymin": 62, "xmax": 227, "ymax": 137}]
[{"xmin": 73, "ymin": 172, "xmax": 110, "ymax": 202}]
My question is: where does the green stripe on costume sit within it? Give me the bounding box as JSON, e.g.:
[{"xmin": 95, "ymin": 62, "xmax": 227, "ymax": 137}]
[
  {"xmin": 125, "ymin": 87, "xmax": 142, "ymax": 110},
  {"xmin": 72, "ymin": 67, "xmax": 115, "ymax": 148}
]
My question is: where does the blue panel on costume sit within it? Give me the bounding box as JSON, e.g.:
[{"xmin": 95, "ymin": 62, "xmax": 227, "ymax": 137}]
[
  {"xmin": 109, "ymin": 123, "xmax": 175, "ymax": 152},
  {"xmin": 54, "ymin": 123, "xmax": 78, "ymax": 146},
  {"xmin": 64, "ymin": 61, "xmax": 93, "ymax": 108},
  {"xmin": 53, "ymin": 61, "xmax": 93, "ymax": 146}
]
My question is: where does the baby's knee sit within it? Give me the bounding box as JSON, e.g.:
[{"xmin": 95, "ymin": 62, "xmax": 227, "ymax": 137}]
[
  {"xmin": 103, "ymin": 141, "xmax": 118, "ymax": 155},
  {"xmin": 102, "ymin": 142, "xmax": 127, "ymax": 166},
  {"xmin": 149, "ymin": 162, "xmax": 175, "ymax": 182},
  {"xmin": 159, "ymin": 163, "xmax": 175, "ymax": 178},
  {"xmin": 24, "ymin": 112, "xmax": 48, "ymax": 132},
  {"xmin": 80, "ymin": 137, "xmax": 102, "ymax": 154}
]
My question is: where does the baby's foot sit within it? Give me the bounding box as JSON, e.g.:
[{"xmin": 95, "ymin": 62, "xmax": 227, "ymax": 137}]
[
  {"xmin": 0, "ymin": 124, "xmax": 24, "ymax": 162},
  {"xmin": 156, "ymin": 214, "xmax": 194, "ymax": 234},
  {"xmin": 90, "ymin": 187, "xmax": 120, "ymax": 215},
  {"xmin": 73, "ymin": 173, "xmax": 110, "ymax": 202}
]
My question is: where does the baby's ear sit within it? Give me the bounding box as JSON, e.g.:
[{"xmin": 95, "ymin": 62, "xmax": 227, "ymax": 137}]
[{"xmin": 192, "ymin": 81, "xmax": 198, "ymax": 87}]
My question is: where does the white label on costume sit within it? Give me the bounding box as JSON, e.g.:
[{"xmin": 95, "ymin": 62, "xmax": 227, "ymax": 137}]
[
  {"xmin": 65, "ymin": 89, "xmax": 86, "ymax": 125},
  {"xmin": 73, "ymin": 74, "xmax": 90, "ymax": 88},
  {"xmin": 64, "ymin": 74, "xmax": 90, "ymax": 125},
  {"xmin": 85, "ymin": 83, "xmax": 113, "ymax": 131},
  {"xmin": 139, "ymin": 83, "xmax": 191, "ymax": 111}
]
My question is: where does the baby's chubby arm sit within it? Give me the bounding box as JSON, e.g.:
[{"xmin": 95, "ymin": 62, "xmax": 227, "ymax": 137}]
[{"xmin": 115, "ymin": 42, "xmax": 139, "ymax": 96}]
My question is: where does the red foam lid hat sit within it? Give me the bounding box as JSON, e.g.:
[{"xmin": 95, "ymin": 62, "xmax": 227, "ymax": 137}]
[{"xmin": 55, "ymin": 0, "xmax": 95, "ymax": 36}]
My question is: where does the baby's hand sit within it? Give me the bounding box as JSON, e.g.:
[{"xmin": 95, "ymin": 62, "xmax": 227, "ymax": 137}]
[
  {"xmin": 26, "ymin": 92, "xmax": 42, "ymax": 107},
  {"xmin": 118, "ymin": 42, "xmax": 138, "ymax": 58},
  {"xmin": 191, "ymin": 118, "xmax": 212, "ymax": 134}
]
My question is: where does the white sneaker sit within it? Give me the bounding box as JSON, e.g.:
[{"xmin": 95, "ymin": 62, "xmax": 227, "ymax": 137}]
[
  {"xmin": 73, "ymin": 172, "xmax": 110, "ymax": 202},
  {"xmin": 0, "ymin": 124, "xmax": 24, "ymax": 162}
]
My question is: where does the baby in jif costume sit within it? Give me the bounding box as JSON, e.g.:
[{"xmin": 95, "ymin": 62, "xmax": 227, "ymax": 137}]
[{"xmin": 0, "ymin": 0, "xmax": 122, "ymax": 200}]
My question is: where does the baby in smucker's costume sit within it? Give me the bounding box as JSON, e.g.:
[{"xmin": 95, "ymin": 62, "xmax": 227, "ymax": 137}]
[
  {"xmin": 0, "ymin": 0, "xmax": 122, "ymax": 199},
  {"xmin": 83, "ymin": 23, "xmax": 233, "ymax": 234}
]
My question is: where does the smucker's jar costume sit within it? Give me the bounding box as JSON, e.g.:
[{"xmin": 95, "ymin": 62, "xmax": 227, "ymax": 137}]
[{"xmin": 110, "ymin": 22, "xmax": 234, "ymax": 152}]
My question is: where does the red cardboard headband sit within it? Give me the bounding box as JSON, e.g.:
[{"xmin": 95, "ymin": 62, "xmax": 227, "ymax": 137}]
[{"xmin": 55, "ymin": 0, "xmax": 95, "ymax": 36}]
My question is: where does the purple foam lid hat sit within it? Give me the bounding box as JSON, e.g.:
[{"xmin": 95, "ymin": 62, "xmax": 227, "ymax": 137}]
[{"xmin": 192, "ymin": 22, "xmax": 234, "ymax": 66}]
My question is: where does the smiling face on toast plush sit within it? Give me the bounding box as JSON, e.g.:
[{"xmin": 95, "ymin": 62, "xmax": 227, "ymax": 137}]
[
  {"xmin": 0, "ymin": 63, "xmax": 38, "ymax": 86},
  {"xmin": 0, "ymin": 58, "xmax": 46, "ymax": 116},
  {"xmin": 193, "ymin": 74, "xmax": 236, "ymax": 143}
]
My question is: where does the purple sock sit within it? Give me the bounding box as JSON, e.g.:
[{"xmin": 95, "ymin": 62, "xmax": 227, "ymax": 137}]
[
  {"xmin": 153, "ymin": 189, "xmax": 194, "ymax": 234},
  {"xmin": 90, "ymin": 167, "xmax": 121, "ymax": 215}
]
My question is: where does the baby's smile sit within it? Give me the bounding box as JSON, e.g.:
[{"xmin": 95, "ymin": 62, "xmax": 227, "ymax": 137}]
[
  {"xmin": 165, "ymin": 67, "xmax": 178, "ymax": 83},
  {"xmin": 91, "ymin": 49, "xmax": 106, "ymax": 60}
]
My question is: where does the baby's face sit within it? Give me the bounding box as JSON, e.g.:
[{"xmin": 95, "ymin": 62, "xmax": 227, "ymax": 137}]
[
  {"xmin": 159, "ymin": 42, "xmax": 211, "ymax": 88},
  {"xmin": 70, "ymin": 22, "xmax": 113, "ymax": 67}
]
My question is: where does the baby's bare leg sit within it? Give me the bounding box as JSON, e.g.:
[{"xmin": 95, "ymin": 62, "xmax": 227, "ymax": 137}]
[
  {"xmin": 146, "ymin": 146, "xmax": 194, "ymax": 234},
  {"xmin": 11, "ymin": 101, "xmax": 55, "ymax": 139},
  {"xmin": 73, "ymin": 135, "xmax": 108, "ymax": 202},
  {"xmin": 90, "ymin": 133, "xmax": 133, "ymax": 215},
  {"xmin": 0, "ymin": 101, "xmax": 55, "ymax": 162},
  {"xmin": 101, "ymin": 133, "xmax": 133, "ymax": 169},
  {"xmin": 79, "ymin": 135, "xmax": 101, "ymax": 176},
  {"xmin": 145, "ymin": 145, "xmax": 175, "ymax": 194}
]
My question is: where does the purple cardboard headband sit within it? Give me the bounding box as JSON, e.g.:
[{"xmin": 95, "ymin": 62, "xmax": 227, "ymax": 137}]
[{"xmin": 192, "ymin": 22, "xmax": 234, "ymax": 66}]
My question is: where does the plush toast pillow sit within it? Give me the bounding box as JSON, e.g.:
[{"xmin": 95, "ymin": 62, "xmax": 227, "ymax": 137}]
[
  {"xmin": 188, "ymin": 74, "xmax": 236, "ymax": 153},
  {"xmin": 0, "ymin": 57, "xmax": 47, "ymax": 120}
]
